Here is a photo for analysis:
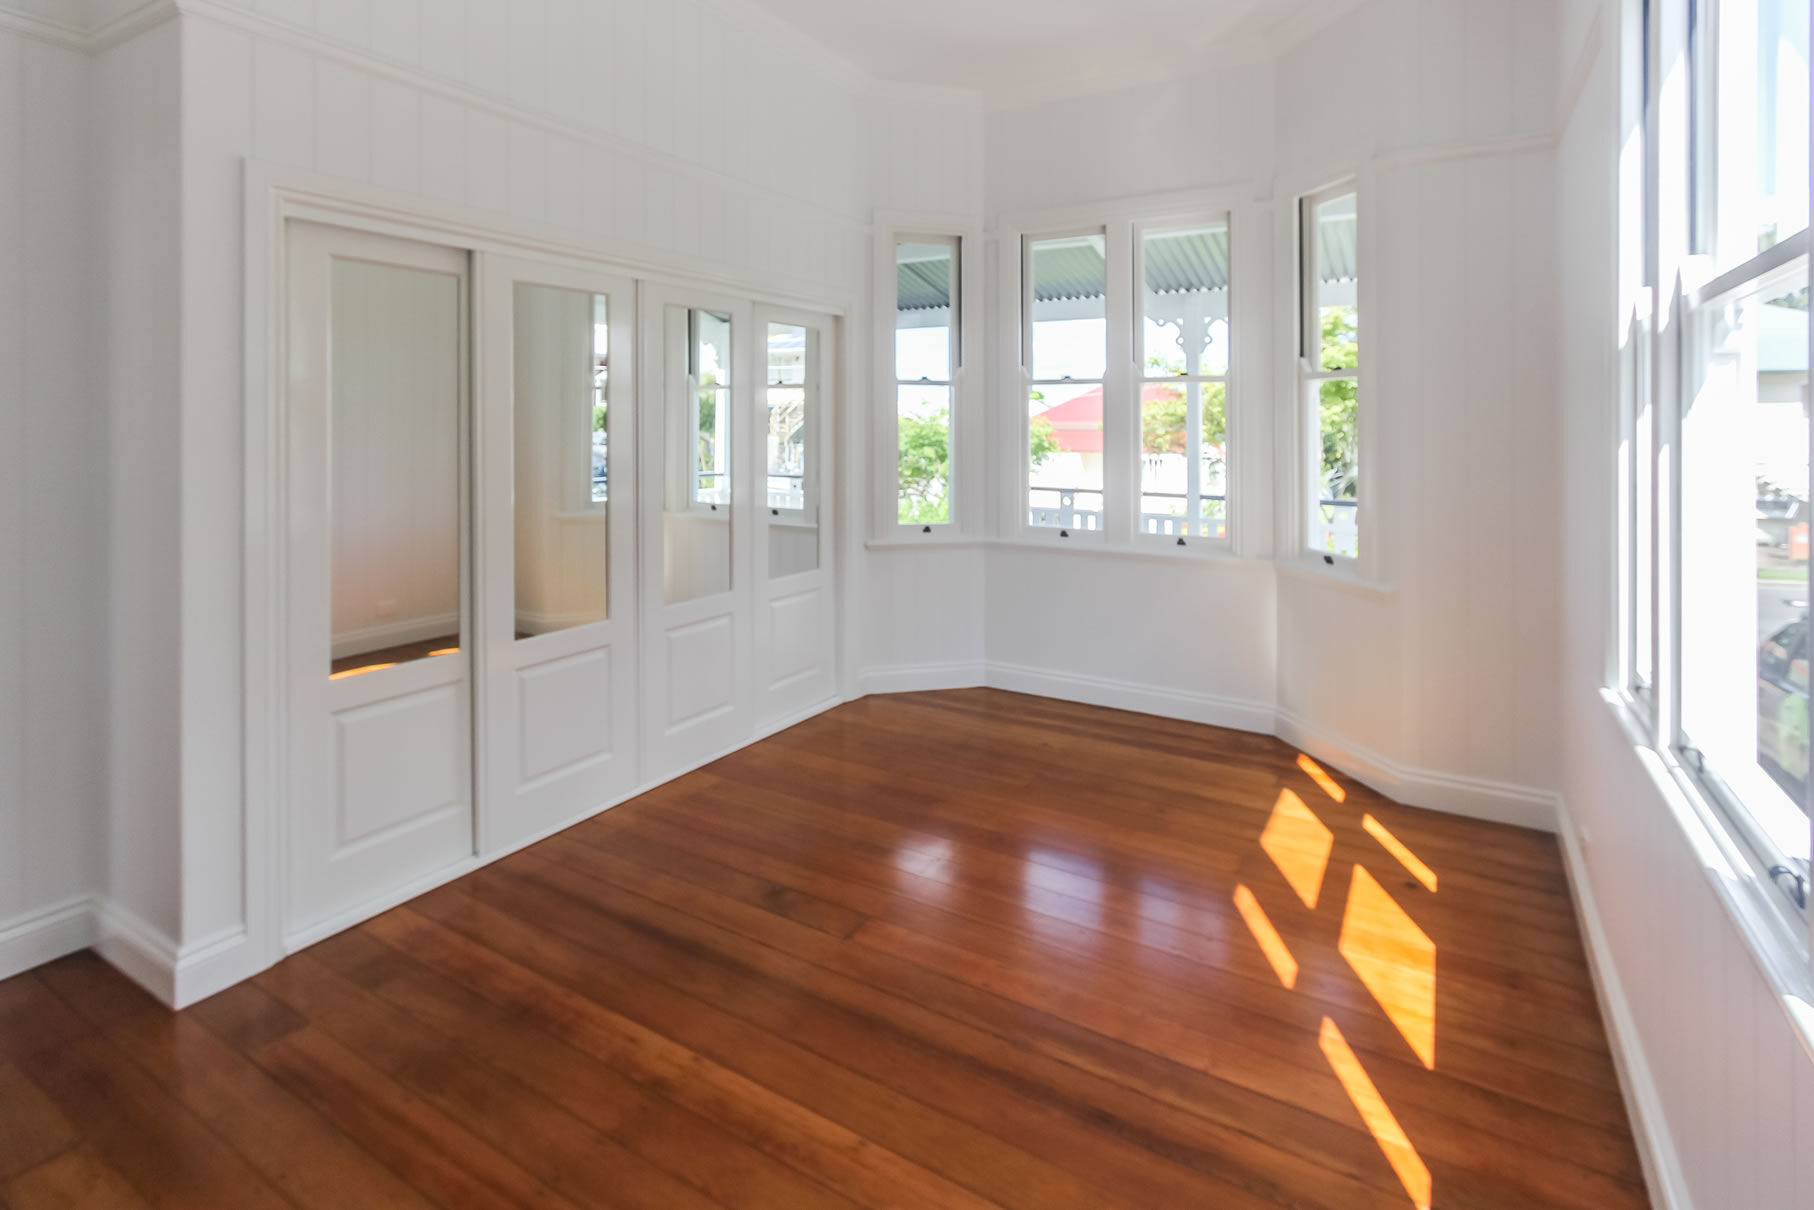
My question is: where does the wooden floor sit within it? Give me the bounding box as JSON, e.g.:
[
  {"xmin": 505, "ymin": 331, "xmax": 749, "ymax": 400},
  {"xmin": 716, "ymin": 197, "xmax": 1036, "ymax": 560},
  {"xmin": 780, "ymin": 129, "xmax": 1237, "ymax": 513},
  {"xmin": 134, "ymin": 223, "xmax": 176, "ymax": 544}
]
[{"xmin": 0, "ymin": 690, "xmax": 1649, "ymax": 1210}]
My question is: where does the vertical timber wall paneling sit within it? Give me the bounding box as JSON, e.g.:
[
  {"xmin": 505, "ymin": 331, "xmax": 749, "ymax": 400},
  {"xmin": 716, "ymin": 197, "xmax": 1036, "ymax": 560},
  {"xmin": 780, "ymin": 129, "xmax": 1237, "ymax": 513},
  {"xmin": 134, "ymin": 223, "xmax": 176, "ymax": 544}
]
[
  {"xmin": 1555, "ymin": 0, "xmax": 1814, "ymax": 1206},
  {"xmin": 0, "ymin": 12, "xmax": 107, "ymax": 979}
]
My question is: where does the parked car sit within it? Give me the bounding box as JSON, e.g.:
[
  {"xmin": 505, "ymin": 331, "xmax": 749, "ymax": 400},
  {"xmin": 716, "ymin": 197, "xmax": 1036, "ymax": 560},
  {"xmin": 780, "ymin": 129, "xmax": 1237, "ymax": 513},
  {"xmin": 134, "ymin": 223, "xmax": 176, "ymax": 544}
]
[{"xmin": 1759, "ymin": 616, "xmax": 1809, "ymax": 803}]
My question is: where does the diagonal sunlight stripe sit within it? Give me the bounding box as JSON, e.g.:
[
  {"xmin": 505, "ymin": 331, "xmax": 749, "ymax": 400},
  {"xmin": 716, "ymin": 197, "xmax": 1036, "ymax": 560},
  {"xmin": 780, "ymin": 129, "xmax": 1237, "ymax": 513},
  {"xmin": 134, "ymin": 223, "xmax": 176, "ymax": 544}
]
[
  {"xmin": 1319, "ymin": 1017, "xmax": 1432, "ymax": 1210},
  {"xmin": 1233, "ymin": 884, "xmax": 1298, "ymax": 988},
  {"xmin": 1260, "ymin": 789, "xmax": 1334, "ymax": 909},
  {"xmin": 1296, "ymin": 753, "xmax": 1347, "ymax": 802},
  {"xmin": 1338, "ymin": 866, "xmax": 1436, "ymax": 1069},
  {"xmin": 1362, "ymin": 814, "xmax": 1438, "ymax": 893},
  {"xmin": 329, "ymin": 662, "xmax": 397, "ymax": 680}
]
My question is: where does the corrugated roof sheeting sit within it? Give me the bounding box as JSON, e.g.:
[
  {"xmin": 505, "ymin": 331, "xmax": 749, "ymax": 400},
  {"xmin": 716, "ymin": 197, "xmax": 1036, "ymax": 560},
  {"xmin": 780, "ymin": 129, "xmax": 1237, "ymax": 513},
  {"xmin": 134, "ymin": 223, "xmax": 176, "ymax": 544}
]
[{"xmin": 894, "ymin": 215, "xmax": 1357, "ymax": 312}]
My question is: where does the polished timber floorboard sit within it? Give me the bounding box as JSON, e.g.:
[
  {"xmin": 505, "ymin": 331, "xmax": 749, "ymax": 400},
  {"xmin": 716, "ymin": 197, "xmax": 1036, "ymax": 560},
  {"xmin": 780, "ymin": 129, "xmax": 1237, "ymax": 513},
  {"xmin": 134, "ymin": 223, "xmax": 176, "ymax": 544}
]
[{"xmin": 0, "ymin": 690, "xmax": 1649, "ymax": 1210}]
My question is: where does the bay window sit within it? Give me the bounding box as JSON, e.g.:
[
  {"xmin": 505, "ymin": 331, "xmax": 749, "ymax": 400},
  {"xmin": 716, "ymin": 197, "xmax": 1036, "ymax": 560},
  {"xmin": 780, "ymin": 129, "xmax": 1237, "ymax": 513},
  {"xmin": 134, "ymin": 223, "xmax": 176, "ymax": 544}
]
[
  {"xmin": 894, "ymin": 238, "xmax": 959, "ymax": 528},
  {"xmin": 1300, "ymin": 187, "xmax": 1360, "ymax": 561}
]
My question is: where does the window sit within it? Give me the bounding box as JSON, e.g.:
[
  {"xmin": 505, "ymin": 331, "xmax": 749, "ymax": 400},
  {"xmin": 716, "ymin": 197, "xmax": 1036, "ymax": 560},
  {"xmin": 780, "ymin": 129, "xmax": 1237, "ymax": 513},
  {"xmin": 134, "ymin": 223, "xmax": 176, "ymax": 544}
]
[
  {"xmin": 1625, "ymin": 0, "xmax": 1812, "ymax": 924},
  {"xmin": 1025, "ymin": 231, "xmax": 1107, "ymax": 532},
  {"xmin": 1300, "ymin": 188, "xmax": 1360, "ymax": 560},
  {"xmin": 1139, "ymin": 221, "xmax": 1231, "ymax": 543},
  {"xmin": 895, "ymin": 238, "xmax": 958, "ymax": 527},
  {"xmin": 690, "ymin": 310, "xmax": 731, "ymax": 509}
]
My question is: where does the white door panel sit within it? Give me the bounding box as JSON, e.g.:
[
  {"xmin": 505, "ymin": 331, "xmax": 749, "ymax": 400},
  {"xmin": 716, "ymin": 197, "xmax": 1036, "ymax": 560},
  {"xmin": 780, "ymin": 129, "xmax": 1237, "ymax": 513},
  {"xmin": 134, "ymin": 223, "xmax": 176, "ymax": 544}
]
[
  {"xmin": 286, "ymin": 222, "xmax": 474, "ymax": 940},
  {"xmin": 641, "ymin": 285, "xmax": 756, "ymax": 779},
  {"xmin": 756, "ymin": 307, "xmax": 839, "ymax": 723},
  {"xmin": 479, "ymin": 258, "xmax": 639, "ymax": 855}
]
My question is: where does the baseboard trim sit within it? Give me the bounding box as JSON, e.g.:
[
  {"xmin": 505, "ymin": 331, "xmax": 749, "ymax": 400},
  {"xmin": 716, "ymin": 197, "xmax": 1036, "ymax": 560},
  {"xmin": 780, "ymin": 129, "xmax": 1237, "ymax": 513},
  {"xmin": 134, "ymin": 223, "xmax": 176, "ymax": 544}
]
[
  {"xmin": 95, "ymin": 899, "xmax": 180, "ymax": 1005},
  {"xmin": 1555, "ymin": 796, "xmax": 1694, "ymax": 1210},
  {"xmin": 854, "ymin": 661, "xmax": 986, "ymax": 696},
  {"xmin": 1276, "ymin": 708, "xmax": 1560, "ymax": 832},
  {"xmin": 986, "ymin": 661, "xmax": 1278, "ymax": 735},
  {"xmin": 0, "ymin": 897, "xmax": 98, "ymax": 982}
]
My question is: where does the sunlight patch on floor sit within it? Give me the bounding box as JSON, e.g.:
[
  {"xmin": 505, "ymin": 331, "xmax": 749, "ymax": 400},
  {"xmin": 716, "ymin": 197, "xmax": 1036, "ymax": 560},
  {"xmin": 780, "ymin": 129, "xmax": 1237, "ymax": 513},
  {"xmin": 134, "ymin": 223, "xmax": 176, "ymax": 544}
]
[
  {"xmin": 1362, "ymin": 814, "xmax": 1438, "ymax": 893},
  {"xmin": 1260, "ymin": 789, "xmax": 1334, "ymax": 909},
  {"xmin": 1338, "ymin": 866, "xmax": 1437, "ymax": 1069},
  {"xmin": 1233, "ymin": 883, "xmax": 1298, "ymax": 987},
  {"xmin": 1296, "ymin": 753, "xmax": 1348, "ymax": 802},
  {"xmin": 1319, "ymin": 1017, "xmax": 1433, "ymax": 1210}
]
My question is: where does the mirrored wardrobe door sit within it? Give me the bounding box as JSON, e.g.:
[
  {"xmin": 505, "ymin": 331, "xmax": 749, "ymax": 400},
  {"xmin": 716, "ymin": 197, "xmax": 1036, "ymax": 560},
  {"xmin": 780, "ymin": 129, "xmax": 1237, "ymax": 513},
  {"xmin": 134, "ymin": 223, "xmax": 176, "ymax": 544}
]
[
  {"xmin": 755, "ymin": 305, "xmax": 839, "ymax": 725},
  {"xmin": 477, "ymin": 257, "xmax": 640, "ymax": 856},
  {"xmin": 639, "ymin": 283, "xmax": 756, "ymax": 782},
  {"xmin": 285, "ymin": 222, "xmax": 475, "ymax": 943}
]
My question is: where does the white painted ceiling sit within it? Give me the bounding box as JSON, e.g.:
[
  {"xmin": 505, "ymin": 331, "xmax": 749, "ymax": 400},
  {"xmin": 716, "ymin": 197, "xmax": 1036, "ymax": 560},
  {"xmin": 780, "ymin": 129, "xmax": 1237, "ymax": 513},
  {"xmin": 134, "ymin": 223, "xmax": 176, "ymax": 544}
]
[{"xmin": 741, "ymin": 0, "xmax": 1328, "ymax": 103}]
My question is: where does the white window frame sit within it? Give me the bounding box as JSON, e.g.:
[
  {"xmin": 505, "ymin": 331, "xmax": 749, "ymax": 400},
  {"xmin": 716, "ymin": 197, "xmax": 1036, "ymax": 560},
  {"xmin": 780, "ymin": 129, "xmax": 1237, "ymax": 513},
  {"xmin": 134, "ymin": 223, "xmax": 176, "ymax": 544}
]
[
  {"xmin": 1132, "ymin": 213, "xmax": 1235, "ymax": 552},
  {"xmin": 875, "ymin": 219, "xmax": 981, "ymax": 542},
  {"xmin": 1297, "ymin": 182, "xmax": 1363, "ymax": 568},
  {"xmin": 1020, "ymin": 225, "xmax": 1114, "ymax": 545},
  {"xmin": 1617, "ymin": 0, "xmax": 1814, "ymax": 973}
]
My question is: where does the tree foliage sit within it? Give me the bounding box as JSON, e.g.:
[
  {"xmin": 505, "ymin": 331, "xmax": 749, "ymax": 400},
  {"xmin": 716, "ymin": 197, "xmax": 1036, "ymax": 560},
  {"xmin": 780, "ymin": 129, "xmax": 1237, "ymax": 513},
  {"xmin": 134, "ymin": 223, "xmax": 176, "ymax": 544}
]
[
  {"xmin": 1318, "ymin": 306, "xmax": 1359, "ymax": 500},
  {"xmin": 898, "ymin": 408, "xmax": 952, "ymax": 524},
  {"xmin": 1139, "ymin": 382, "xmax": 1227, "ymax": 457}
]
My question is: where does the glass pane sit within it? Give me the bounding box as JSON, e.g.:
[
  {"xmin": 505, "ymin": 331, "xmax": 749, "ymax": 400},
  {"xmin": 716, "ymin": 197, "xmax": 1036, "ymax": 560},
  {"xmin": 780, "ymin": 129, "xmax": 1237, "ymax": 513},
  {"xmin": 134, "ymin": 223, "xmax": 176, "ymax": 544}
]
[
  {"xmin": 767, "ymin": 322, "xmax": 817, "ymax": 578},
  {"xmin": 1313, "ymin": 377, "xmax": 1359, "ymax": 558},
  {"xmin": 1029, "ymin": 233, "xmax": 1107, "ymax": 382},
  {"xmin": 1142, "ymin": 223, "xmax": 1230, "ymax": 377},
  {"xmin": 665, "ymin": 305, "xmax": 731, "ymax": 605},
  {"xmin": 1028, "ymin": 382, "xmax": 1104, "ymax": 530},
  {"xmin": 1315, "ymin": 193, "xmax": 1359, "ymax": 372},
  {"xmin": 1139, "ymin": 382, "xmax": 1227, "ymax": 540},
  {"xmin": 1680, "ymin": 261, "xmax": 1812, "ymax": 870},
  {"xmin": 511, "ymin": 283, "xmax": 609, "ymax": 638},
  {"xmin": 897, "ymin": 241, "xmax": 954, "ymax": 382},
  {"xmin": 1713, "ymin": 0, "xmax": 1811, "ymax": 264},
  {"xmin": 898, "ymin": 385, "xmax": 951, "ymax": 526},
  {"xmin": 329, "ymin": 258, "xmax": 462, "ymax": 679}
]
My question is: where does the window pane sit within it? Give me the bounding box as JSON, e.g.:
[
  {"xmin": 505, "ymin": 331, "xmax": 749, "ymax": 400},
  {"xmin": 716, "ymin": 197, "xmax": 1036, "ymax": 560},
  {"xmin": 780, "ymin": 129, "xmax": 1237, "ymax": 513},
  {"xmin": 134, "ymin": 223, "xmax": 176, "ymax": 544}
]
[
  {"xmin": 1713, "ymin": 0, "xmax": 1811, "ymax": 263},
  {"xmin": 1028, "ymin": 382, "xmax": 1104, "ymax": 530},
  {"xmin": 898, "ymin": 385, "xmax": 951, "ymax": 526},
  {"xmin": 767, "ymin": 322, "xmax": 817, "ymax": 578},
  {"xmin": 665, "ymin": 305, "xmax": 731, "ymax": 605},
  {"xmin": 1143, "ymin": 223, "xmax": 1230, "ymax": 376},
  {"xmin": 512, "ymin": 283, "xmax": 609, "ymax": 639},
  {"xmin": 329, "ymin": 258, "xmax": 462, "ymax": 678},
  {"xmin": 1029, "ymin": 233, "xmax": 1107, "ymax": 381},
  {"xmin": 1139, "ymin": 382, "xmax": 1227, "ymax": 540},
  {"xmin": 1313, "ymin": 377, "xmax": 1359, "ymax": 558},
  {"xmin": 1680, "ymin": 261, "xmax": 1811, "ymax": 871},
  {"xmin": 1315, "ymin": 193, "xmax": 1359, "ymax": 372},
  {"xmin": 897, "ymin": 241, "xmax": 953, "ymax": 382}
]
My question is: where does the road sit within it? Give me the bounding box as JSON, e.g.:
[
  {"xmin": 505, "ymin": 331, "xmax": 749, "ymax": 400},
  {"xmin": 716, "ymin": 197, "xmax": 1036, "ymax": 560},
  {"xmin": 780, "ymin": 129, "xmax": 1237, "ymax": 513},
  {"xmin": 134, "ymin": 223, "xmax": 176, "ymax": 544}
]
[{"xmin": 1760, "ymin": 580, "xmax": 1809, "ymax": 642}]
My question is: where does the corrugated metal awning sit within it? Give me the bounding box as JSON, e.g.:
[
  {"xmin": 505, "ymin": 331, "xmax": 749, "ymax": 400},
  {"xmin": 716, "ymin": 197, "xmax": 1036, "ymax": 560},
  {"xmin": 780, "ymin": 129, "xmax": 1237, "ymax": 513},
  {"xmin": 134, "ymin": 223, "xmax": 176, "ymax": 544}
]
[{"xmin": 895, "ymin": 220, "xmax": 1356, "ymax": 312}]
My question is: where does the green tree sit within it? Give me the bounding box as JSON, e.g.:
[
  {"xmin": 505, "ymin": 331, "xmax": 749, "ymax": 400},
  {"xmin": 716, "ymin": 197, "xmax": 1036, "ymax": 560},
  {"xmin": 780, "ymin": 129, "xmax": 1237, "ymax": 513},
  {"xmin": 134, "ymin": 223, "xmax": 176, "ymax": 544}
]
[
  {"xmin": 1139, "ymin": 383, "xmax": 1227, "ymax": 456},
  {"xmin": 1029, "ymin": 414, "xmax": 1059, "ymax": 465},
  {"xmin": 898, "ymin": 408, "xmax": 951, "ymax": 524},
  {"xmin": 1318, "ymin": 306, "xmax": 1359, "ymax": 499}
]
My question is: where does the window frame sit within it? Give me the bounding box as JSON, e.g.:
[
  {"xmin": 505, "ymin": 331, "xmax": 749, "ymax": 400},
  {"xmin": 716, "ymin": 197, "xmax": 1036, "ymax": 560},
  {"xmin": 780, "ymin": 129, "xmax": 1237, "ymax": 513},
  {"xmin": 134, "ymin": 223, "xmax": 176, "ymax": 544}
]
[
  {"xmin": 875, "ymin": 219, "xmax": 980, "ymax": 542},
  {"xmin": 684, "ymin": 307, "xmax": 732, "ymax": 516},
  {"xmin": 1020, "ymin": 225, "xmax": 1113, "ymax": 545},
  {"xmin": 1297, "ymin": 182, "xmax": 1363, "ymax": 569},
  {"xmin": 1617, "ymin": 0, "xmax": 1814, "ymax": 959},
  {"xmin": 762, "ymin": 320, "xmax": 815, "ymax": 528},
  {"xmin": 1132, "ymin": 213, "xmax": 1236, "ymax": 552}
]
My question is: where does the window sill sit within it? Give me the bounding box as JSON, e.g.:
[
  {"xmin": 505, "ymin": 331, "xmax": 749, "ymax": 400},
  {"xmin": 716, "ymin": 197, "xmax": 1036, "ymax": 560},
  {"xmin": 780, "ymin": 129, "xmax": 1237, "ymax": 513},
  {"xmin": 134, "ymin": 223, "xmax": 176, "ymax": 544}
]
[
  {"xmin": 1596, "ymin": 689, "xmax": 1814, "ymax": 1057},
  {"xmin": 1274, "ymin": 558, "xmax": 1395, "ymax": 599},
  {"xmin": 984, "ymin": 538, "xmax": 1269, "ymax": 570},
  {"xmin": 865, "ymin": 536, "xmax": 988, "ymax": 552}
]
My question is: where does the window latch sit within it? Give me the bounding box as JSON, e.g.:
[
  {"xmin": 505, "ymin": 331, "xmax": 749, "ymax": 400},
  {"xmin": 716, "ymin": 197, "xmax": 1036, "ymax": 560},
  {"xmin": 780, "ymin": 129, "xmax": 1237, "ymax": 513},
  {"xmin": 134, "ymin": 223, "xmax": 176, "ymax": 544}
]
[{"xmin": 1768, "ymin": 865, "xmax": 1809, "ymax": 911}]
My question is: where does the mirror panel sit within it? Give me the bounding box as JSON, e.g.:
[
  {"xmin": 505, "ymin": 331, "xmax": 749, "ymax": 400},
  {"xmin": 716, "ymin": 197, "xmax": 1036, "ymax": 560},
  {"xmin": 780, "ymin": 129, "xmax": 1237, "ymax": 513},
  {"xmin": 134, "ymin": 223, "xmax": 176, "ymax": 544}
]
[
  {"xmin": 664, "ymin": 306, "xmax": 733, "ymax": 604},
  {"xmin": 329, "ymin": 257, "xmax": 464, "ymax": 678},
  {"xmin": 512, "ymin": 283, "xmax": 610, "ymax": 637}
]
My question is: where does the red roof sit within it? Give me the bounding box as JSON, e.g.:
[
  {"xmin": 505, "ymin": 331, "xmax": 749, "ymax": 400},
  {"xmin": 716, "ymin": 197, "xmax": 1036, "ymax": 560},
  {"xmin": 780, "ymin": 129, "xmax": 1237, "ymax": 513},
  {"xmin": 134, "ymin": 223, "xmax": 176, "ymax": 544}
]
[{"xmin": 1035, "ymin": 385, "xmax": 1183, "ymax": 454}]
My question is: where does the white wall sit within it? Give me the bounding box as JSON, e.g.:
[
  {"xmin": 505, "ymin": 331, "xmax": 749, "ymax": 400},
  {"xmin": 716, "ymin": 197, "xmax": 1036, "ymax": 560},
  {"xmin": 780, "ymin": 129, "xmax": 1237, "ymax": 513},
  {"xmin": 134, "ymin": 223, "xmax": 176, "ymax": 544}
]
[
  {"xmin": 1555, "ymin": 0, "xmax": 1814, "ymax": 1205},
  {"xmin": 140, "ymin": 0, "xmax": 877, "ymax": 981},
  {"xmin": 0, "ymin": 10, "xmax": 107, "ymax": 978}
]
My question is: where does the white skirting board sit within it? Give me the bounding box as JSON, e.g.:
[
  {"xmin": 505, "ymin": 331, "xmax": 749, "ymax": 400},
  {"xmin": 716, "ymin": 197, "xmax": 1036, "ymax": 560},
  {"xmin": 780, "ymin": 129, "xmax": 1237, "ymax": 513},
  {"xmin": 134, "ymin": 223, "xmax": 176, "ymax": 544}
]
[
  {"xmin": 0, "ymin": 896, "xmax": 97, "ymax": 982},
  {"xmin": 1556, "ymin": 796, "xmax": 1694, "ymax": 1210}
]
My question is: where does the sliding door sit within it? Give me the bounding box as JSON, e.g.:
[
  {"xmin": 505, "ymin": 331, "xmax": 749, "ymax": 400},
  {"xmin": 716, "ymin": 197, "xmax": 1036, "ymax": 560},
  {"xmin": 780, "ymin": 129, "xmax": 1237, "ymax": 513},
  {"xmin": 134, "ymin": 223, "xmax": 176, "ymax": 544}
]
[
  {"xmin": 285, "ymin": 223, "xmax": 474, "ymax": 940},
  {"xmin": 640, "ymin": 284, "xmax": 756, "ymax": 778},
  {"xmin": 478, "ymin": 258, "xmax": 640, "ymax": 853},
  {"xmin": 755, "ymin": 306, "xmax": 839, "ymax": 724}
]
